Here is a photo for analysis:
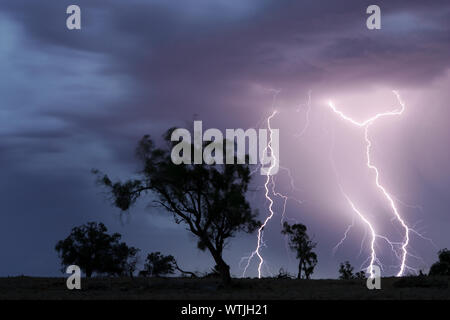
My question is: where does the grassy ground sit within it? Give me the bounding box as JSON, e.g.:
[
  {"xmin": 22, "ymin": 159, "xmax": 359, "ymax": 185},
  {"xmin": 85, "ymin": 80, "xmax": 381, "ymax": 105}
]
[{"xmin": 0, "ymin": 276, "xmax": 449, "ymax": 300}]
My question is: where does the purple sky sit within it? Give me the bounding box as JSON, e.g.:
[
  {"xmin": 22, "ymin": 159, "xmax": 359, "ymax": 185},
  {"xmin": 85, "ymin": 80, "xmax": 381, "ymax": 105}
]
[{"xmin": 1, "ymin": 0, "xmax": 449, "ymax": 278}]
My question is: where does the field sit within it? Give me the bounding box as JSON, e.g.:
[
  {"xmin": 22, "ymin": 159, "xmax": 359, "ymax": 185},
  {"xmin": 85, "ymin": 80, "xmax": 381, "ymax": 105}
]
[{"xmin": 0, "ymin": 276, "xmax": 449, "ymax": 300}]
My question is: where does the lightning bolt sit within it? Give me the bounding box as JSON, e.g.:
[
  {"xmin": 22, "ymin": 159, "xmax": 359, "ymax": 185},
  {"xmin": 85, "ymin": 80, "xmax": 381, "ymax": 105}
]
[
  {"xmin": 332, "ymin": 215, "xmax": 355, "ymax": 255},
  {"xmin": 241, "ymin": 91, "xmax": 310, "ymax": 278},
  {"xmin": 243, "ymin": 90, "xmax": 421, "ymax": 278},
  {"xmin": 241, "ymin": 110, "xmax": 279, "ymax": 278},
  {"xmin": 344, "ymin": 194, "xmax": 378, "ymax": 277},
  {"xmin": 329, "ymin": 127, "xmax": 379, "ymax": 276},
  {"xmin": 327, "ymin": 90, "xmax": 411, "ymax": 276}
]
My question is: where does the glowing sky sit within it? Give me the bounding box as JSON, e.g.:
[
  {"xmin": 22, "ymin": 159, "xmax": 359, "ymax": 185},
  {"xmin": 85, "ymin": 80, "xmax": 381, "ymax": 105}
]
[{"xmin": 1, "ymin": 0, "xmax": 449, "ymax": 278}]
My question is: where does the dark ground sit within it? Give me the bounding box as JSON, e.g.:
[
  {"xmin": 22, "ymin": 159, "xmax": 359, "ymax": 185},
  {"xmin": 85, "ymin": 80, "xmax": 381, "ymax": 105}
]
[{"xmin": 1, "ymin": 276, "xmax": 449, "ymax": 300}]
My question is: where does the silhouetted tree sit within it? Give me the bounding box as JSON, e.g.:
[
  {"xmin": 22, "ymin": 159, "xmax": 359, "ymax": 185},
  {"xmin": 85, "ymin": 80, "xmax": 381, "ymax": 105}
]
[
  {"xmin": 143, "ymin": 252, "xmax": 176, "ymax": 277},
  {"xmin": 354, "ymin": 271, "xmax": 366, "ymax": 280},
  {"xmin": 338, "ymin": 261, "xmax": 354, "ymax": 280},
  {"xmin": 429, "ymin": 248, "xmax": 450, "ymax": 276},
  {"xmin": 304, "ymin": 264, "xmax": 316, "ymax": 280},
  {"xmin": 281, "ymin": 222, "xmax": 317, "ymax": 279},
  {"xmin": 108, "ymin": 244, "xmax": 140, "ymax": 277},
  {"xmin": 55, "ymin": 222, "xmax": 138, "ymax": 277},
  {"xmin": 93, "ymin": 131, "xmax": 260, "ymax": 285},
  {"xmin": 125, "ymin": 247, "xmax": 141, "ymax": 277},
  {"xmin": 338, "ymin": 261, "xmax": 366, "ymax": 280}
]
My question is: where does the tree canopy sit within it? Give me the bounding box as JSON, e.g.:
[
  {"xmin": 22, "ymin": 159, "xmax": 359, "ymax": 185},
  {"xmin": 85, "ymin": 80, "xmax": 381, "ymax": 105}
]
[
  {"xmin": 94, "ymin": 131, "xmax": 260, "ymax": 284},
  {"xmin": 55, "ymin": 222, "xmax": 138, "ymax": 277},
  {"xmin": 429, "ymin": 248, "xmax": 450, "ymax": 276},
  {"xmin": 281, "ymin": 222, "xmax": 317, "ymax": 279},
  {"xmin": 338, "ymin": 261, "xmax": 354, "ymax": 280},
  {"xmin": 143, "ymin": 252, "xmax": 176, "ymax": 277}
]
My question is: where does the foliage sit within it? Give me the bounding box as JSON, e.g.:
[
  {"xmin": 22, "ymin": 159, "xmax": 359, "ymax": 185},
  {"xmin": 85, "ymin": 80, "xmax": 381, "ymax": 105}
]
[
  {"xmin": 338, "ymin": 261, "xmax": 366, "ymax": 280},
  {"xmin": 94, "ymin": 131, "xmax": 261, "ymax": 284},
  {"xmin": 143, "ymin": 252, "xmax": 176, "ymax": 277},
  {"xmin": 429, "ymin": 248, "xmax": 450, "ymax": 276},
  {"xmin": 338, "ymin": 261, "xmax": 354, "ymax": 280},
  {"xmin": 281, "ymin": 222, "xmax": 317, "ymax": 279},
  {"xmin": 55, "ymin": 222, "xmax": 138, "ymax": 277}
]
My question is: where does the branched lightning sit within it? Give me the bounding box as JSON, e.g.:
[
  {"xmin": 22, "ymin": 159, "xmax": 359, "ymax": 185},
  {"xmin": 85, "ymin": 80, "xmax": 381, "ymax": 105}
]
[
  {"xmin": 241, "ymin": 110, "xmax": 279, "ymax": 278},
  {"xmin": 242, "ymin": 90, "xmax": 429, "ymax": 279},
  {"xmin": 332, "ymin": 215, "xmax": 355, "ymax": 255},
  {"xmin": 327, "ymin": 90, "xmax": 413, "ymax": 276},
  {"xmin": 344, "ymin": 194, "xmax": 378, "ymax": 277},
  {"xmin": 241, "ymin": 91, "xmax": 310, "ymax": 278}
]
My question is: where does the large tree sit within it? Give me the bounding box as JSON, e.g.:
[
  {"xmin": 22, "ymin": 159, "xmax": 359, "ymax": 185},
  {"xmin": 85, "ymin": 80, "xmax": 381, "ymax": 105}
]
[
  {"xmin": 281, "ymin": 222, "xmax": 317, "ymax": 279},
  {"xmin": 429, "ymin": 248, "xmax": 450, "ymax": 276},
  {"xmin": 94, "ymin": 132, "xmax": 260, "ymax": 284},
  {"xmin": 55, "ymin": 222, "xmax": 138, "ymax": 277}
]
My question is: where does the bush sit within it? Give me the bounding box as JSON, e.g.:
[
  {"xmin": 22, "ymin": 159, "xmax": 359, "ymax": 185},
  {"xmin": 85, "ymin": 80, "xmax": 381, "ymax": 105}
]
[{"xmin": 276, "ymin": 268, "xmax": 293, "ymax": 279}]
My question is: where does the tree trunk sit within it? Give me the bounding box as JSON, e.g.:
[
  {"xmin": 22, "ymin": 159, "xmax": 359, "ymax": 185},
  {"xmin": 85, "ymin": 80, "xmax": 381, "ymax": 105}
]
[
  {"xmin": 297, "ymin": 259, "xmax": 304, "ymax": 279},
  {"xmin": 215, "ymin": 257, "xmax": 231, "ymax": 285},
  {"xmin": 206, "ymin": 242, "xmax": 232, "ymax": 285}
]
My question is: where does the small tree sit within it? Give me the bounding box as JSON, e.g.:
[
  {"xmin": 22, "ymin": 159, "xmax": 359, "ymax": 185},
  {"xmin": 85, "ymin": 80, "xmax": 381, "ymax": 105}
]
[
  {"xmin": 143, "ymin": 252, "xmax": 176, "ymax": 277},
  {"xmin": 429, "ymin": 248, "xmax": 450, "ymax": 276},
  {"xmin": 55, "ymin": 222, "xmax": 138, "ymax": 277},
  {"xmin": 94, "ymin": 131, "xmax": 260, "ymax": 285},
  {"xmin": 125, "ymin": 247, "xmax": 141, "ymax": 277},
  {"xmin": 338, "ymin": 261, "xmax": 354, "ymax": 280},
  {"xmin": 108, "ymin": 244, "xmax": 140, "ymax": 277},
  {"xmin": 338, "ymin": 261, "xmax": 366, "ymax": 280},
  {"xmin": 281, "ymin": 222, "xmax": 317, "ymax": 279}
]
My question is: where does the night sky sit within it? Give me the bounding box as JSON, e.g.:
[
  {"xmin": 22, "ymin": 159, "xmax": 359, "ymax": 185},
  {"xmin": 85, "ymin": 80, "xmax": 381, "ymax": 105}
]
[{"xmin": 1, "ymin": 0, "xmax": 449, "ymax": 278}]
